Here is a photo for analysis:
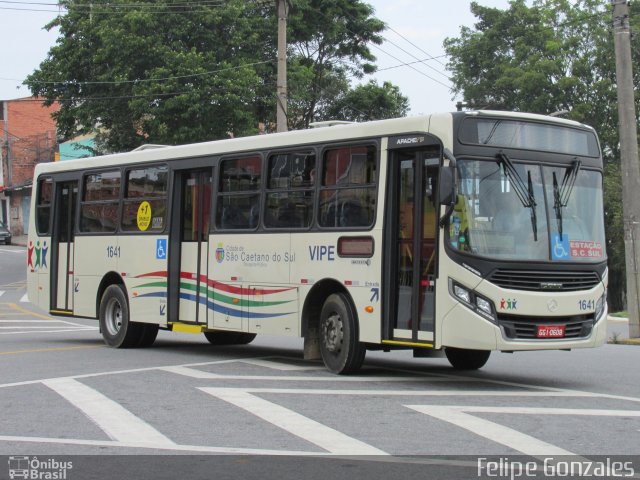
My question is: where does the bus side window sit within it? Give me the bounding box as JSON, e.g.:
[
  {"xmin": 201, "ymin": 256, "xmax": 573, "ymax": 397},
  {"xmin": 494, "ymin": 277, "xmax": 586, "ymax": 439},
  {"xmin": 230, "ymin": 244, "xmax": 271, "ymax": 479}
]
[
  {"xmin": 319, "ymin": 145, "xmax": 377, "ymax": 229},
  {"xmin": 80, "ymin": 170, "xmax": 121, "ymax": 233},
  {"xmin": 217, "ymin": 155, "xmax": 262, "ymax": 230},
  {"xmin": 265, "ymin": 151, "xmax": 315, "ymax": 230},
  {"xmin": 36, "ymin": 177, "xmax": 53, "ymax": 235}
]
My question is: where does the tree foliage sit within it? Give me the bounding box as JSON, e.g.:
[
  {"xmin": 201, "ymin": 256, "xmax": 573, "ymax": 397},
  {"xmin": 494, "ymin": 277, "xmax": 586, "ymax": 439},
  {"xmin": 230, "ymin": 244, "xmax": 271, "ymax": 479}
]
[
  {"xmin": 26, "ymin": 0, "xmax": 394, "ymax": 151},
  {"xmin": 324, "ymin": 80, "xmax": 409, "ymax": 122},
  {"xmin": 444, "ymin": 0, "xmax": 640, "ymax": 310}
]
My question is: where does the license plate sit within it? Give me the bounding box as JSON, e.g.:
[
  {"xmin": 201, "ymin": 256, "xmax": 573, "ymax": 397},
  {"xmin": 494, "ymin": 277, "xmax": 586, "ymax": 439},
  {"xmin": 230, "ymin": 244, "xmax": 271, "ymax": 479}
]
[{"xmin": 537, "ymin": 325, "xmax": 565, "ymax": 338}]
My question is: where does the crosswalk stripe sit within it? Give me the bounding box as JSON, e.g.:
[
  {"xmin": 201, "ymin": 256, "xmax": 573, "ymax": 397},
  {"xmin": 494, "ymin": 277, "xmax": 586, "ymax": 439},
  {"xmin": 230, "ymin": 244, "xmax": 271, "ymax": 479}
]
[
  {"xmin": 240, "ymin": 358, "xmax": 325, "ymax": 371},
  {"xmin": 43, "ymin": 378, "xmax": 176, "ymax": 447},
  {"xmin": 405, "ymin": 405, "xmax": 574, "ymax": 456},
  {"xmin": 200, "ymin": 387, "xmax": 388, "ymax": 455}
]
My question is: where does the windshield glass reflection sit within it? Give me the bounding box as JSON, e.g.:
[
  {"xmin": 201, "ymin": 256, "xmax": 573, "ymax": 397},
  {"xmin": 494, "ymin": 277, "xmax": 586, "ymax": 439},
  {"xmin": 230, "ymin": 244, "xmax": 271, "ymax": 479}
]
[{"xmin": 449, "ymin": 159, "xmax": 606, "ymax": 262}]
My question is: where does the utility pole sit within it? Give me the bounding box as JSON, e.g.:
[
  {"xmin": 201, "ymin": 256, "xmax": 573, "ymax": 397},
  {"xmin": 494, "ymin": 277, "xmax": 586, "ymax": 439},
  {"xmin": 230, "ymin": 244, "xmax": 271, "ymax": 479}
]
[
  {"xmin": 612, "ymin": 0, "xmax": 640, "ymax": 337},
  {"xmin": 276, "ymin": 0, "xmax": 288, "ymax": 132}
]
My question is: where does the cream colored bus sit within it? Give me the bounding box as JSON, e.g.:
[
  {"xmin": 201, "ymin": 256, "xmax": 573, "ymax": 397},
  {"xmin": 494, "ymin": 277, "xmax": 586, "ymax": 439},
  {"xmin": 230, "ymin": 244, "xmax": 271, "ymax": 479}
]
[{"xmin": 27, "ymin": 111, "xmax": 608, "ymax": 373}]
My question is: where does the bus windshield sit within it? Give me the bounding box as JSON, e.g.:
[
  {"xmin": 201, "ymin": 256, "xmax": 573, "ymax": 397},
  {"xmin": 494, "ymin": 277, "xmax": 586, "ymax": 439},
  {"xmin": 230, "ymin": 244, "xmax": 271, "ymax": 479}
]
[{"xmin": 449, "ymin": 159, "xmax": 606, "ymax": 262}]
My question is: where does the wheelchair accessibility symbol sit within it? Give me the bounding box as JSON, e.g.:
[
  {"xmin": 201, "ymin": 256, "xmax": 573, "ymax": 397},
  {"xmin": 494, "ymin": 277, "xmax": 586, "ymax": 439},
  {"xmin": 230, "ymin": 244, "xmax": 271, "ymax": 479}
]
[
  {"xmin": 551, "ymin": 233, "xmax": 570, "ymax": 260},
  {"xmin": 156, "ymin": 239, "xmax": 167, "ymax": 260}
]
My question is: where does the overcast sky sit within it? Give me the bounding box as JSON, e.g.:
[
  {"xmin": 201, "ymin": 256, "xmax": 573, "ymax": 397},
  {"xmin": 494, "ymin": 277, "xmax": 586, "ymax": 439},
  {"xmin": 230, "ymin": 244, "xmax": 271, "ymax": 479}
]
[{"xmin": 0, "ymin": 0, "xmax": 511, "ymax": 115}]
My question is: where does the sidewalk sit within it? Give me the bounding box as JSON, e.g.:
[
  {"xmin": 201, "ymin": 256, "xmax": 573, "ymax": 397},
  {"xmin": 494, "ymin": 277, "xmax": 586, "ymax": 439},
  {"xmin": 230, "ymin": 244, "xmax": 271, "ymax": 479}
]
[{"xmin": 11, "ymin": 235, "xmax": 27, "ymax": 247}]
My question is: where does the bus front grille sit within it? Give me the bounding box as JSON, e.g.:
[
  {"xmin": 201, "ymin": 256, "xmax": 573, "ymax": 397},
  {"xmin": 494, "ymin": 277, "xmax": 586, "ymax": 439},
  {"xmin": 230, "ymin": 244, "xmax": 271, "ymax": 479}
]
[
  {"xmin": 488, "ymin": 269, "xmax": 601, "ymax": 292},
  {"xmin": 498, "ymin": 314, "xmax": 594, "ymax": 340}
]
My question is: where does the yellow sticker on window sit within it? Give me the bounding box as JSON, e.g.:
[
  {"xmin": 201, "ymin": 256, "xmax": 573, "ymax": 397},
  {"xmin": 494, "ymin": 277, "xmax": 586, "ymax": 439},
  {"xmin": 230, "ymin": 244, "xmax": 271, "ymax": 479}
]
[{"xmin": 137, "ymin": 201, "xmax": 152, "ymax": 231}]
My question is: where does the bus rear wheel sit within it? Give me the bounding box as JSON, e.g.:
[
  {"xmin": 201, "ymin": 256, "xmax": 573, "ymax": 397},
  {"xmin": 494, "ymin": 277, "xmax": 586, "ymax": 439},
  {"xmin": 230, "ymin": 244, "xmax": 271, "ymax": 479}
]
[
  {"xmin": 99, "ymin": 284, "xmax": 143, "ymax": 348},
  {"xmin": 445, "ymin": 347, "xmax": 490, "ymax": 370},
  {"xmin": 319, "ymin": 293, "xmax": 366, "ymax": 374},
  {"xmin": 204, "ymin": 331, "xmax": 256, "ymax": 345}
]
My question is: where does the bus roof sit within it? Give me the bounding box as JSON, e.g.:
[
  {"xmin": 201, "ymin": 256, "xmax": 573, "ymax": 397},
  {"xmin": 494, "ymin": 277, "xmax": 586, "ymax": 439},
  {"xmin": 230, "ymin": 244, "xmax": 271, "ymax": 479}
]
[{"xmin": 34, "ymin": 111, "xmax": 595, "ymax": 177}]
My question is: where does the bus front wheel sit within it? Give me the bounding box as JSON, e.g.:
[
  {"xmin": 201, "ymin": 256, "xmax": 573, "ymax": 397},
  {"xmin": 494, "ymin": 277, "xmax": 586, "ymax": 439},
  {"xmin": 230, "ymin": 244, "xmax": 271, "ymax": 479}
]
[
  {"xmin": 445, "ymin": 347, "xmax": 490, "ymax": 370},
  {"xmin": 319, "ymin": 293, "xmax": 366, "ymax": 374},
  {"xmin": 99, "ymin": 284, "xmax": 143, "ymax": 348}
]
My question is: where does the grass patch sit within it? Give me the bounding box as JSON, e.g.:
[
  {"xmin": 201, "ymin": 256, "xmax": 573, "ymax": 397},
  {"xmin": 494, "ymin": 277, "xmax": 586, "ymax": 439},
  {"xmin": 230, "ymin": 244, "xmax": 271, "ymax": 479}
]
[{"xmin": 609, "ymin": 311, "xmax": 628, "ymax": 318}]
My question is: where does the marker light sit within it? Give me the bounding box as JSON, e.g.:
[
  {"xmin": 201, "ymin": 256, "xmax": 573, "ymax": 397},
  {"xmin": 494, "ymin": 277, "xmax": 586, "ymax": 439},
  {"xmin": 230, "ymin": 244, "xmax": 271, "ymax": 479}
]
[{"xmin": 365, "ymin": 306, "xmax": 374, "ymax": 314}]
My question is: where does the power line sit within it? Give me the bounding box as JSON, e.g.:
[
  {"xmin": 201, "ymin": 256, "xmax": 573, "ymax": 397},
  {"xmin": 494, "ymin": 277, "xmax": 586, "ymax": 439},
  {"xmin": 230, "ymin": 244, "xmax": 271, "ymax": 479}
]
[
  {"xmin": 384, "ymin": 24, "xmax": 447, "ymax": 68},
  {"xmin": 21, "ymin": 60, "xmax": 273, "ymax": 87}
]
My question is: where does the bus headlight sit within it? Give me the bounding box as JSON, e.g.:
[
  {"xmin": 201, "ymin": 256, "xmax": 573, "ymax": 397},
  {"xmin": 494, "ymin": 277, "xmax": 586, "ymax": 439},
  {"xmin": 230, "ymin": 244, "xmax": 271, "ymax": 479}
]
[
  {"xmin": 449, "ymin": 279, "xmax": 496, "ymax": 323},
  {"xmin": 476, "ymin": 296, "xmax": 493, "ymax": 317},
  {"xmin": 595, "ymin": 291, "xmax": 607, "ymax": 322},
  {"xmin": 453, "ymin": 283, "xmax": 471, "ymax": 303}
]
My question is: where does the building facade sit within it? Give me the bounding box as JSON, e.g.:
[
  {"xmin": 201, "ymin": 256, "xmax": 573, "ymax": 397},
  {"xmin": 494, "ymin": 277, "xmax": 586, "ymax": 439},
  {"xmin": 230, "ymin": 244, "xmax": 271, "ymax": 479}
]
[{"xmin": 0, "ymin": 97, "xmax": 59, "ymax": 238}]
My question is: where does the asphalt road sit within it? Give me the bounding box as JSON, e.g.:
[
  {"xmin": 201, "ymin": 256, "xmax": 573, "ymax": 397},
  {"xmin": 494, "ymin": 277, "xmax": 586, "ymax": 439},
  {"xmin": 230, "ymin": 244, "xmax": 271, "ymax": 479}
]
[{"xmin": 0, "ymin": 244, "xmax": 639, "ymax": 479}]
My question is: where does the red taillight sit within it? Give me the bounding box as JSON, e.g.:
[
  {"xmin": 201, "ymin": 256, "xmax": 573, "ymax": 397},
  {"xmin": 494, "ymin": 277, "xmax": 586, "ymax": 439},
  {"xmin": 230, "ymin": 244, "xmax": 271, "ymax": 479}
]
[{"xmin": 337, "ymin": 236, "xmax": 374, "ymax": 257}]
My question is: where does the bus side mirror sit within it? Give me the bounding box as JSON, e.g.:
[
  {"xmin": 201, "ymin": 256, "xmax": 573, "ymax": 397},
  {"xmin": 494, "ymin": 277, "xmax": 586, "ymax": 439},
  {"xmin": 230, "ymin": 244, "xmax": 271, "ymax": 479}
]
[{"xmin": 439, "ymin": 166, "xmax": 455, "ymax": 206}]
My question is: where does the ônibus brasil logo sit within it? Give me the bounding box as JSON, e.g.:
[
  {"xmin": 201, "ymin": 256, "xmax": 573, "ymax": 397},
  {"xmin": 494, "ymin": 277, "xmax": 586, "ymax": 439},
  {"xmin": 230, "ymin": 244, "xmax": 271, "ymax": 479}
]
[
  {"xmin": 215, "ymin": 243, "xmax": 224, "ymax": 263},
  {"xmin": 8, "ymin": 456, "xmax": 73, "ymax": 479}
]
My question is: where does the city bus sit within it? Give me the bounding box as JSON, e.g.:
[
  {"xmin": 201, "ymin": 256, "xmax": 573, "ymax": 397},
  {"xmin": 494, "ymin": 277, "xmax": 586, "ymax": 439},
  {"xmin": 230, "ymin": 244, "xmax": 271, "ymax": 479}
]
[{"xmin": 26, "ymin": 111, "xmax": 608, "ymax": 374}]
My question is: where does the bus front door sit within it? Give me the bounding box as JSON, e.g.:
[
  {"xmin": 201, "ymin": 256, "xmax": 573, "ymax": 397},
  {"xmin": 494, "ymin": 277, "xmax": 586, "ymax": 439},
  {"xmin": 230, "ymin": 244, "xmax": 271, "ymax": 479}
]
[
  {"xmin": 51, "ymin": 181, "xmax": 78, "ymax": 313},
  {"xmin": 177, "ymin": 170, "xmax": 212, "ymax": 325},
  {"xmin": 391, "ymin": 151, "xmax": 440, "ymax": 343}
]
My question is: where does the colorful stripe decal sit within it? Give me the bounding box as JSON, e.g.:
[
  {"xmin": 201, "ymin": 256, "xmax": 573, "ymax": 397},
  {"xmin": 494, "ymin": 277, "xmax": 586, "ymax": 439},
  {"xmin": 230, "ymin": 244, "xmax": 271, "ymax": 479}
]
[
  {"xmin": 135, "ymin": 271, "xmax": 293, "ymax": 296},
  {"xmin": 132, "ymin": 271, "xmax": 295, "ymax": 319},
  {"xmin": 177, "ymin": 292, "xmax": 291, "ymax": 319}
]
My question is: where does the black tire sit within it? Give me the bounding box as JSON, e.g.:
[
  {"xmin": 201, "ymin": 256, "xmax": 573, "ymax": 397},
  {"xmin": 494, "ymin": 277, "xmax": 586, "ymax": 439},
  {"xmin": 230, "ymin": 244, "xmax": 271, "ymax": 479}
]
[
  {"xmin": 445, "ymin": 347, "xmax": 491, "ymax": 370},
  {"xmin": 204, "ymin": 331, "xmax": 256, "ymax": 345},
  {"xmin": 99, "ymin": 284, "xmax": 143, "ymax": 348},
  {"xmin": 137, "ymin": 323, "xmax": 159, "ymax": 347},
  {"xmin": 319, "ymin": 293, "xmax": 366, "ymax": 374}
]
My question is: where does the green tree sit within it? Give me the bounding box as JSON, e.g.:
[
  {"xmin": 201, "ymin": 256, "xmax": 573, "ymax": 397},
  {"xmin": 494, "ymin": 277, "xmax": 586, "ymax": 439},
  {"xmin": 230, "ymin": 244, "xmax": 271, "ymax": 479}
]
[
  {"xmin": 286, "ymin": 0, "xmax": 385, "ymax": 128},
  {"xmin": 26, "ymin": 0, "xmax": 394, "ymax": 151},
  {"xmin": 324, "ymin": 80, "xmax": 409, "ymax": 122},
  {"xmin": 27, "ymin": 0, "xmax": 275, "ymax": 152},
  {"xmin": 444, "ymin": 0, "xmax": 639, "ymax": 310}
]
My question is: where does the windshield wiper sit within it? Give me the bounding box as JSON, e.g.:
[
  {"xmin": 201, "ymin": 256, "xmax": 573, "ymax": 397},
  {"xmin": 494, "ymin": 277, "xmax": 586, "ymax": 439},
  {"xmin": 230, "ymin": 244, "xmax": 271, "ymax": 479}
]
[
  {"xmin": 552, "ymin": 159, "xmax": 582, "ymax": 237},
  {"xmin": 496, "ymin": 152, "xmax": 538, "ymax": 241}
]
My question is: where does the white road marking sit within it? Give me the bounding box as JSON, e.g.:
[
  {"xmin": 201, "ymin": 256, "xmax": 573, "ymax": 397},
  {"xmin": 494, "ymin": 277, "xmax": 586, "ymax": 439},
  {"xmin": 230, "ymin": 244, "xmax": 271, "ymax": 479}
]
[
  {"xmin": 42, "ymin": 378, "xmax": 176, "ymax": 447},
  {"xmin": 440, "ymin": 406, "xmax": 640, "ymax": 417},
  {"xmin": 406, "ymin": 405, "xmax": 575, "ymax": 456},
  {"xmin": 0, "ymin": 328, "xmax": 97, "ymax": 335},
  {"xmin": 0, "ymin": 435, "xmax": 320, "ymax": 455},
  {"xmin": 159, "ymin": 366, "xmax": 223, "ymax": 379},
  {"xmin": 0, "ymin": 320, "xmax": 71, "ymax": 323},
  {"xmin": 0, "ymin": 326, "xmax": 94, "ymax": 329},
  {"xmin": 240, "ymin": 358, "xmax": 325, "ymax": 371},
  {"xmin": 200, "ymin": 387, "xmax": 388, "ymax": 455},
  {"xmin": 20, "ymin": 293, "xmax": 28, "ymax": 303},
  {"xmin": 0, "ymin": 291, "xmax": 4, "ymax": 298},
  {"xmin": 161, "ymin": 368, "xmax": 447, "ymax": 383},
  {"xmin": 193, "ymin": 387, "xmax": 590, "ymax": 397},
  {"xmin": 0, "ymin": 249, "xmax": 24, "ymax": 254},
  {"xmin": 0, "ymin": 319, "xmax": 96, "ymax": 327}
]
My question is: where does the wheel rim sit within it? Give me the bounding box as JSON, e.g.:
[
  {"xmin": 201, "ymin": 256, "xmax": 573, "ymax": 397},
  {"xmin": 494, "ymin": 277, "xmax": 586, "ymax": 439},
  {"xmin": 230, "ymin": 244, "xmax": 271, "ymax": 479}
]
[
  {"xmin": 105, "ymin": 297, "xmax": 123, "ymax": 336},
  {"xmin": 322, "ymin": 312, "xmax": 344, "ymax": 354}
]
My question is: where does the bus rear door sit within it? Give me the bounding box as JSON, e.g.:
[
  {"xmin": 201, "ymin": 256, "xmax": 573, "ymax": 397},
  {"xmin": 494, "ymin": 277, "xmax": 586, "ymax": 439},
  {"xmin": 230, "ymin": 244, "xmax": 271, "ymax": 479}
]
[
  {"xmin": 173, "ymin": 169, "xmax": 212, "ymax": 325},
  {"xmin": 50, "ymin": 180, "xmax": 77, "ymax": 313}
]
